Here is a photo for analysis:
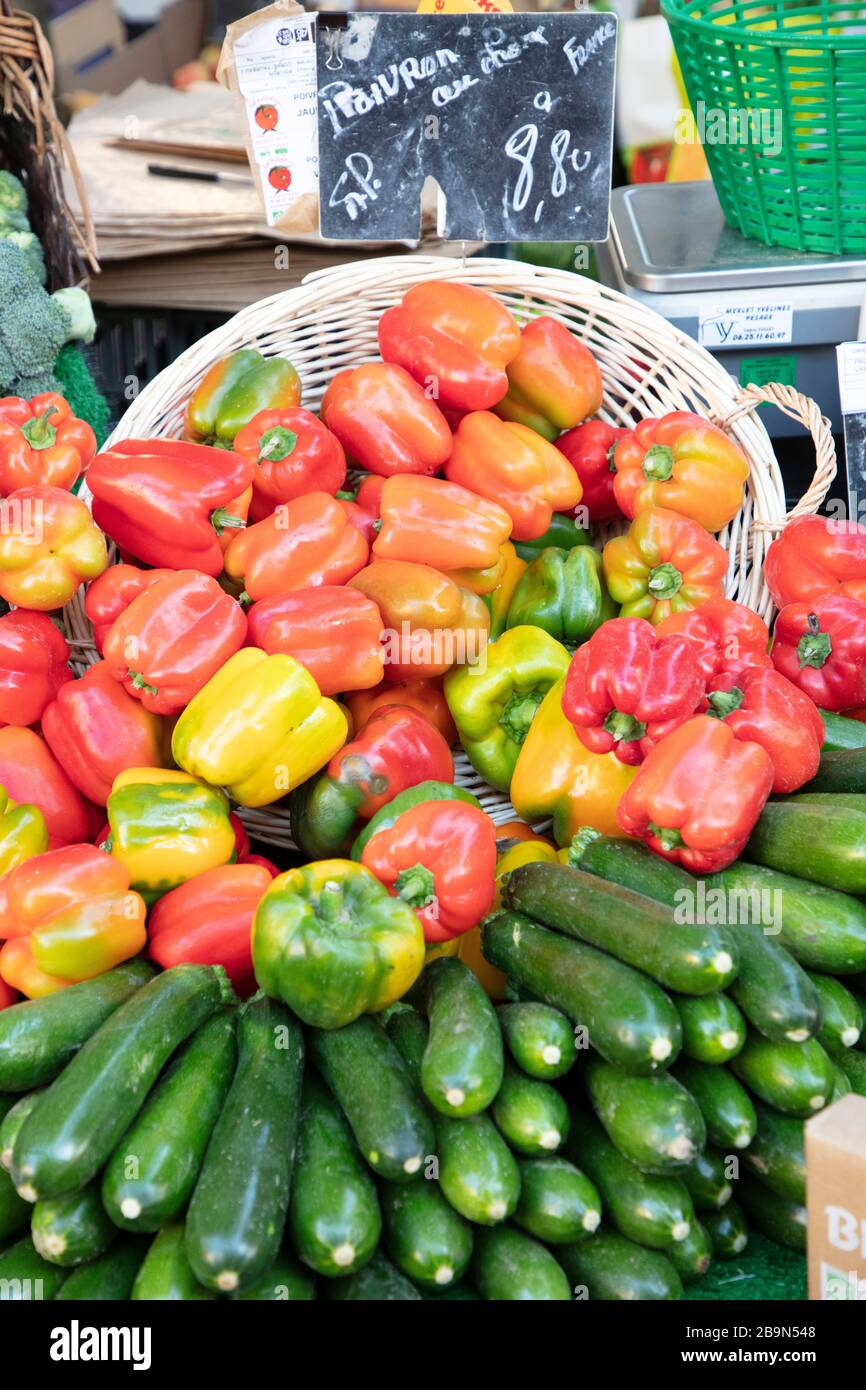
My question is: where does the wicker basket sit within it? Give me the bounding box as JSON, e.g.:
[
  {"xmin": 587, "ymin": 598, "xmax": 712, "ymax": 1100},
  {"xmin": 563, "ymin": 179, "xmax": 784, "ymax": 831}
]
[
  {"xmin": 0, "ymin": 0, "xmax": 97, "ymax": 289},
  {"xmin": 65, "ymin": 254, "xmax": 837, "ymax": 848}
]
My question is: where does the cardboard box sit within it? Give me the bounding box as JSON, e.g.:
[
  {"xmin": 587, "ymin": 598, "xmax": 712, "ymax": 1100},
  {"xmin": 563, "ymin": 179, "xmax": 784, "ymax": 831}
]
[
  {"xmin": 806, "ymin": 1093, "xmax": 866, "ymax": 1300},
  {"xmin": 50, "ymin": 0, "xmax": 126, "ymax": 81},
  {"xmin": 53, "ymin": 0, "xmax": 207, "ymax": 95}
]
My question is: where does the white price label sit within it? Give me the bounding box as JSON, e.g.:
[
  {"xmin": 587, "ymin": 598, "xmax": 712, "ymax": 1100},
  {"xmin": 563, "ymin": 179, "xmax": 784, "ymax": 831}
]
[
  {"xmin": 235, "ymin": 14, "xmax": 319, "ymax": 225},
  {"xmin": 837, "ymin": 341, "xmax": 866, "ymax": 416},
  {"xmin": 698, "ymin": 301, "xmax": 793, "ymax": 349}
]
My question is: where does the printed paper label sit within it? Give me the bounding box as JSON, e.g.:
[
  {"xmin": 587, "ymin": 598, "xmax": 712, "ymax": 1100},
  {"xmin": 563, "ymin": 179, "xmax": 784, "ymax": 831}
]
[
  {"xmin": 837, "ymin": 341, "xmax": 866, "ymax": 416},
  {"xmin": 699, "ymin": 301, "xmax": 793, "ymax": 349}
]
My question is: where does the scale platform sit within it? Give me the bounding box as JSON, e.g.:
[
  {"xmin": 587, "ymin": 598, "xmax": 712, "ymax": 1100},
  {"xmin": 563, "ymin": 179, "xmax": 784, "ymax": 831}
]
[{"xmin": 596, "ymin": 182, "xmax": 866, "ymax": 438}]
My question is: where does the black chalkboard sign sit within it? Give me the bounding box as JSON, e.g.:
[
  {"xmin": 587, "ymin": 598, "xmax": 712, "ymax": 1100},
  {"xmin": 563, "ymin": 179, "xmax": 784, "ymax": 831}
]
[{"xmin": 316, "ymin": 12, "xmax": 617, "ymax": 243}]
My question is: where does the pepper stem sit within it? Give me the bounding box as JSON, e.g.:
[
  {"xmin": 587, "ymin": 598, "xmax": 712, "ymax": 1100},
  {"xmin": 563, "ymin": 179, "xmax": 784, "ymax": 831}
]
[
  {"xmin": 647, "ymin": 562, "xmax": 683, "ymax": 600},
  {"xmin": 257, "ymin": 426, "xmax": 297, "ymax": 463},
  {"xmin": 648, "ymin": 822, "xmax": 683, "ymax": 853},
  {"xmin": 607, "ymin": 443, "xmax": 618, "ymax": 473},
  {"xmin": 21, "ymin": 405, "xmax": 58, "ymax": 451},
  {"xmin": 797, "ymin": 613, "xmax": 832, "ymax": 669},
  {"xmin": 567, "ymin": 825, "xmax": 602, "ymax": 867},
  {"xmin": 211, "ymin": 509, "xmax": 246, "ymax": 535},
  {"xmin": 707, "ymin": 687, "xmax": 744, "ymax": 719},
  {"xmin": 128, "ymin": 670, "xmax": 159, "ymax": 697},
  {"xmin": 395, "ymin": 862, "xmax": 437, "ymax": 910},
  {"xmin": 603, "ymin": 709, "xmax": 647, "ymax": 743},
  {"xmin": 499, "ymin": 689, "xmax": 544, "ymax": 746},
  {"xmin": 642, "ymin": 444, "xmax": 675, "ymax": 482}
]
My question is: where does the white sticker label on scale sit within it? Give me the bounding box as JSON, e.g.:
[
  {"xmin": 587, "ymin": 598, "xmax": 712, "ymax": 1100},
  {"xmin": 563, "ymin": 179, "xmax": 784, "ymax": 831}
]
[
  {"xmin": 837, "ymin": 341, "xmax": 866, "ymax": 415},
  {"xmin": 698, "ymin": 301, "xmax": 794, "ymax": 349}
]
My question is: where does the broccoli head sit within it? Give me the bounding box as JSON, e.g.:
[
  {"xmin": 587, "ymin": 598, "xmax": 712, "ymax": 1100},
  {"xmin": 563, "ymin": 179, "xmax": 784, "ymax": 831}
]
[
  {"xmin": 0, "ymin": 242, "xmax": 97, "ymax": 395},
  {"xmin": 0, "ymin": 171, "xmax": 28, "ymax": 216}
]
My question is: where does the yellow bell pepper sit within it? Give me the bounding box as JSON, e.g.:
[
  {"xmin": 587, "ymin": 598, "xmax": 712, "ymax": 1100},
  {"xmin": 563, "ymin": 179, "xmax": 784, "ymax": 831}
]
[
  {"xmin": 105, "ymin": 767, "xmax": 235, "ymax": 901},
  {"xmin": 483, "ymin": 542, "xmax": 527, "ymax": 640},
  {"xmin": 456, "ymin": 830, "xmax": 557, "ymax": 1000},
  {"xmin": 0, "ymin": 784, "xmax": 48, "ymax": 879},
  {"xmin": 510, "ymin": 678, "xmax": 638, "ymax": 846},
  {"xmin": 494, "ymin": 837, "xmax": 558, "ymax": 908},
  {"xmin": 172, "ymin": 648, "xmax": 348, "ymax": 808}
]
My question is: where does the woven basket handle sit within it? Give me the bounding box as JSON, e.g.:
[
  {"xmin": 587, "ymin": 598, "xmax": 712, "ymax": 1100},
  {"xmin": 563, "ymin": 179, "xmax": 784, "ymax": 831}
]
[{"xmin": 711, "ymin": 381, "xmax": 837, "ymax": 529}]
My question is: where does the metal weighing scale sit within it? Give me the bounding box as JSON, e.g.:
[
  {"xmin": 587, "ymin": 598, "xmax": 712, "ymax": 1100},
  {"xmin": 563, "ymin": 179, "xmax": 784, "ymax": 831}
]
[{"xmin": 595, "ymin": 182, "xmax": 866, "ymax": 439}]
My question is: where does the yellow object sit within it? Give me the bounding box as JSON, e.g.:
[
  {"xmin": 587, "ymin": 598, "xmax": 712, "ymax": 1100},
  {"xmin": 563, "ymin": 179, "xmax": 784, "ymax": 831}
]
[
  {"xmin": 510, "ymin": 679, "xmax": 637, "ymax": 846},
  {"xmin": 172, "ymin": 648, "xmax": 348, "ymax": 808},
  {"xmin": 106, "ymin": 767, "xmax": 235, "ymax": 900},
  {"xmin": 494, "ymin": 839, "xmax": 558, "ymax": 909},
  {"xmin": 416, "ymin": 0, "xmax": 512, "ymax": 12},
  {"xmin": 457, "ymin": 926, "xmax": 508, "ymax": 1001}
]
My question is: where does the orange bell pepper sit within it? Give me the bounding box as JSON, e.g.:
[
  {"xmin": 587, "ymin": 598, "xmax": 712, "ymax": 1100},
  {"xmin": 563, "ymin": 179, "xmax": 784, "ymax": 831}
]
[
  {"xmin": 0, "ymin": 486, "xmax": 107, "ymax": 610},
  {"xmin": 321, "ymin": 362, "xmax": 453, "ymax": 478},
  {"xmin": 247, "ymin": 585, "xmax": 384, "ymax": 696},
  {"xmin": 0, "ymin": 727, "xmax": 99, "ymax": 847},
  {"xmin": 377, "ymin": 281, "xmax": 521, "ymax": 413},
  {"xmin": 0, "ymin": 936, "xmax": 73, "ymax": 999},
  {"xmin": 603, "ymin": 506, "xmax": 728, "ymax": 625},
  {"xmin": 0, "ymin": 392, "xmax": 97, "ymax": 494},
  {"xmin": 612, "ymin": 412, "xmax": 750, "ymax": 532},
  {"xmin": 373, "ymin": 474, "xmax": 512, "ymax": 571},
  {"xmin": 495, "ymin": 316, "xmax": 603, "ymax": 441},
  {"xmin": 349, "ymin": 559, "xmax": 490, "ymax": 681},
  {"xmin": 445, "ymin": 411, "xmax": 582, "ymax": 542},
  {"xmin": 224, "ymin": 490, "xmax": 368, "ymax": 602},
  {"xmin": 346, "ymin": 677, "xmax": 457, "ymax": 743}
]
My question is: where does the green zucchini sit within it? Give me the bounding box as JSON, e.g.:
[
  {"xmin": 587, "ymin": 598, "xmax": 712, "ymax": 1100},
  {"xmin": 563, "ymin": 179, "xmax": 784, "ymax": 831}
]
[
  {"xmin": 32, "ymin": 1183, "xmax": 115, "ymax": 1267},
  {"xmin": 807, "ymin": 972, "xmax": 862, "ymax": 1056},
  {"xmin": 558, "ymin": 1229, "xmax": 682, "ymax": 1300},
  {"xmin": 0, "ymin": 1234, "xmax": 67, "ymax": 1299},
  {"xmin": 327, "ymin": 1250, "xmax": 421, "ymax": 1300},
  {"xmin": 704, "ymin": 1200, "xmax": 749, "ymax": 1258},
  {"xmin": 0, "ymin": 960, "xmax": 156, "ymax": 1093},
  {"xmin": 482, "ymin": 912, "xmax": 682, "ymax": 1073},
  {"xmin": 418, "ymin": 957, "xmax": 503, "ymax": 1117},
  {"xmin": 738, "ymin": 1173, "xmax": 807, "ymax": 1252},
  {"xmin": 185, "ymin": 994, "xmax": 303, "ymax": 1294},
  {"xmin": 232, "ymin": 1250, "xmax": 316, "ymax": 1300},
  {"xmin": 723, "ymin": 917, "xmax": 820, "ymax": 1045},
  {"xmin": 381, "ymin": 1177, "xmax": 473, "ymax": 1289},
  {"xmin": 437, "ymin": 1113, "xmax": 521, "ymax": 1226},
  {"xmin": 102, "ymin": 1010, "xmax": 237, "ymax": 1232},
  {"xmin": 491, "ymin": 1062, "xmax": 570, "ymax": 1155},
  {"xmin": 837, "ymin": 1047, "xmax": 866, "ymax": 1095},
  {"xmin": 472, "ymin": 1225, "xmax": 571, "ymax": 1300},
  {"xmin": 713, "ymin": 862, "xmax": 866, "ymax": 975},
  {"xmin": 674, "ymin": 993, "xmax": 746, "ymax": 1065},
  {"xmin": 11, "ymin": 963, "xmax": 234, "ymax": 1202},
  {"xmin": 310, "ymin": 1016, "xmax": 435, "ymax": 1183},
  {"xmin": 667, "ymin": 1219, "xmax": 712, "ymax": 1283},
  {"xmin": 0, "ymin": 1096, "xmax": 14, "ymax": 1127},
  {"xmin": 55, "ymin": 1238, "xmax": 147, "ymax": 1300},
  {"xmin": 132, "ymin": 1225, "xmax": 216, "ymax": 1301},
  {"xmin": 504, "ymin": 861, "xmax": 738, "ymax": 995},
  {"xmin": 831, "ymin": 1064, "xmax": 853, "ymax": 1101},
  {"xmin": 0, "ymin": 1090, "xmax": 44, "ymax": 1172},
  {"xmin": 0, "ymin": 1164, "xmax": 28, "ymax": 1243},
  {"xmin": 805, "ymin": 747, "xmax": 866, "ymax": 792},
  {"xmin": 747, "ymin": 795, "xmax": 866, "ymax": 893},
  {"xmin": 288, "ymin": 1073, "xmax": 381, "ymax": 1278},
  {"xmin": 514, "ymin": 1156, "xmax": 601, "ymax": 1244},
  {"xmin": 567, "ymin": 1109, "xmax": 694, "ymax": 1248},
  {"xmin": 820, "ymin": 709, "xmax": 866, "ymax": 751},
  {"xmin": 586, "ymin": 1054, "xmax": 706, "ymax": 1173},
  {"xmin": 673, "ymin": 1059, "xmax": 757, "ymax": 1151},
  {"xmin": 682, "ymin": 1148, "xmax": 734, "ymax": 1211},
  {"xmin": 571, "ymin": 833, "xmax": 696, "ymax": 907},
  {"xmin": 384, "ymin": 1006, "xmax": 429, "ymax": 1082},
  {"xmin": 497, "ymin": 1001, "xmax": 576, "ymax": 1080},
  {"xmin": 730, "ymin": 1034, "xmax": 835, "ymax": 1117},
  {"xmin": 742, "ymin": 1103, "xmax": 805, "ymax": 1205}
]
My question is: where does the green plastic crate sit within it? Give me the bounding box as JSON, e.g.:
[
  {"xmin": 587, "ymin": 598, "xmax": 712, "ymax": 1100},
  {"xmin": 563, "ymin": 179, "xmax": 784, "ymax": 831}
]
[{"xmin": 662, "ymin": 1, "xmax": 866, "ymax": 255}]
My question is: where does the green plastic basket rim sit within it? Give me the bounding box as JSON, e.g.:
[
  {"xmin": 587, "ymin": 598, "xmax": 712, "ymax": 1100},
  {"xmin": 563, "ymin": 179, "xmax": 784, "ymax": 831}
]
[{"xmin": 661, "ymin": 0, "xmax": 866, "ymax": 49}]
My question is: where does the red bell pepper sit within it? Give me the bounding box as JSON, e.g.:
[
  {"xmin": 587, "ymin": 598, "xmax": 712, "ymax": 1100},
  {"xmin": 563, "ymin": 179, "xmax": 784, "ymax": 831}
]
[
  {"xmin": 0, "ymin": 975, "xmax": 17, "ymax": 1010},
  {"xmin": 321, "ymin": 362, "xmax": 453, "ymax": 478},
  {"xmin": 561, "ymin": 617, "xmax": 704, "ymax": 765},
  {"xmin": 85, "ymin": 564, "xmax": 175, "ymax": 655},
  {"xmin": 239, "ymin": 852, "xmax": 280, "ymax": 878},
  {"xmin": 705, "ymin": 666, "xmax": 824, "ymax": 794},
  {"xmin": 495, "ymin": 316, "xmax": 604, "ymax": 441},
  {"xmin": 224, "ymin": 490, "xmax": 368, "ymax": 602},
  {"xmin": 373, "ymin": 474, "xmax": 512, "ymax": 571},
  {"xmin": 378, "ymin": 281, "xmax": 521, "ymax": 413},
  {"xmin": 346, "ymin": 677, "xmax": 457, "ymax": 744},
  {"xmin": 556, "ymin": 419, "xmax": 628, "ymax": 523},
  {"xmin": 230, "ymin": 813, "xmax": 250, "ymax": 861},
  {"xmin": 41, "ymin": 660, "xmax": 172, "ymax": 805},
  {"xmin": 0, "ymin": 610, "xmax": 71, "ymax": 727},
  {"xmin": 87, "ymin": 438, "xmax": 255, "ymax": 578},
  {"xmin": 360, "ymin": 799, "xmax": 496, "ymax": 943},
  {"xmin": 233, "ymin": 406, "xmax": 347, "ymax": 524},
  {"xmin": 148, "ymin": 862, "xmax": 273, "ymax": 987},
  {"xmin": 247, "ymin": 586, "xmax": 384, "ymax": 696},
  {"xmin": 655, "ymin": 597, "xmax": 772, "ymax": 684},
  {"xmin": 102, "ymin": 569, "xmax": 247, "ymax": 716},
  {"xmin": 616, "ymin": 714, "xmax": 775, "ymax": 872},
  {"xmin": 771, "ymin": 595, "xmax": 866, "ymax": 711},
  {"xmin": 765, "ymin": 514, "xmax": 866, "ymax": 609},
  {"xmin": 0, "ymin": 727, "xmax": 100, "ymax": 847},
  {"xmin": 0, "ymin": 392, "xmax": 97, "ymax": 494}
]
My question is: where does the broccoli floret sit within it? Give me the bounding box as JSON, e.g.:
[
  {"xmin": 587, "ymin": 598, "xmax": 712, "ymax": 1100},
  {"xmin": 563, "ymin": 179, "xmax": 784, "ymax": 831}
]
[
  {"xmin": 0, "ymin": 209, "xmax": 30, "ymax": 234},
  {"xmin": 0, "ymin": 171, "xmax": 27, "ymax": 216},
  {"xmin": 0, "ymin": 242, "xmax": 98, "ymax": 395},
  {"xmin": 53, "ymin": 287, "xmax": 96, "ymax": 345},
  {"xmin": 4, "ymin": 231, "xmax": 45, "ymax": 285},
  {"xmin": 0, "ymin": 240, "xmax": 38, "ymax": 303}
]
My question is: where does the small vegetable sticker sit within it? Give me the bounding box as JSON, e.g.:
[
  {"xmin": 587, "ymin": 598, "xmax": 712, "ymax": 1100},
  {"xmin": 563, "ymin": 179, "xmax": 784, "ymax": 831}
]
[
  {"xmin": 256, "ymin": 104, "xmax": 279, "ymax": 132},
  {"xmin": 268, "ymin": 166, "xmax": 292, "ymax": 191}
]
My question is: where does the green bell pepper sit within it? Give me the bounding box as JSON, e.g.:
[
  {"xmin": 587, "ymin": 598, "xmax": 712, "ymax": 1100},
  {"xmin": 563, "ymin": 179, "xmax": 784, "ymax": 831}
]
[
  {"xmin": 252, "ymin": 859, "xmax": 425, "ymax": 1029},
  {"xmin": 444, "ymin": 626, "xmax": 571, "ymax": 794},
  {"xmin": 506, "ymin": 545, "xmax": 617, "ymax": 646},
  {"xmin": 184, "ymin": 348, "xmax": 301, "ymax": 446},
  {"xmin": 0, "ymin": 784, "xmax": 48, "ymax": 878},
  {"xmin": 513, "ymin": 513, "xmax": 590, "ymax": 562}
]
